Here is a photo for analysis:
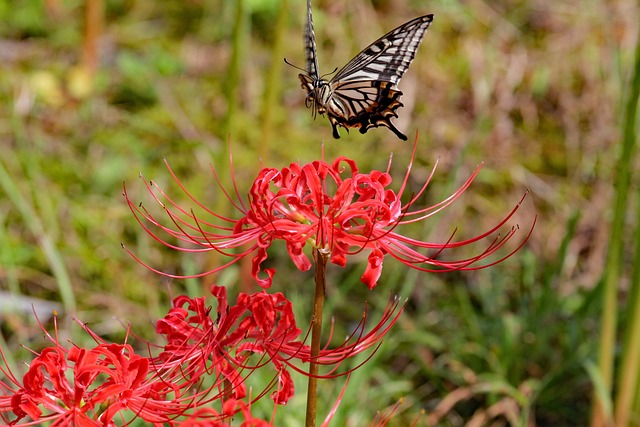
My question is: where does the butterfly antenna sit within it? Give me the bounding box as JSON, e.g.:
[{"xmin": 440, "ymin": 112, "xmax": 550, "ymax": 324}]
[
  {"xmin": 284, "ymin": 58, "xmax": 308, "ymax": 74},
  {"xmin": 319, "ymin": 67, "xmax": 338, "ymax": 80}
]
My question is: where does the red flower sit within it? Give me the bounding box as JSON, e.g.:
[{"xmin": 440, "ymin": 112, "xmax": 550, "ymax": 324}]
[
  {"xmin": 0, "ymin": 287, "xmax": 404, "ymax": 426},
  {"xmin": 0, "ymin": 295, "xmax": 308, "ymax": 426},
  {"xmin": 153, "ymin": 285, "xmax": 405, "ymax": 404},
  {"xmin": 125, "ymin": 140, "xmax": 533, "ymax": 289},
  {"xmin": 154, "ymin": 285, "xmax": 305, "ymax": 405},
  {"xmin": 0, "ymin": 342, "xmax": 188, "ymax": 426}
]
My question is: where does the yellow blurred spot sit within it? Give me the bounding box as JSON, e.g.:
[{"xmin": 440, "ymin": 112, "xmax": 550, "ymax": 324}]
[
  {"xmin": 29, "ymin": 70, "xmax": 65, "ymax": 107},
  {"xmin": 67, "ymin": 65, "xmax": 95, "ymax": 100}
]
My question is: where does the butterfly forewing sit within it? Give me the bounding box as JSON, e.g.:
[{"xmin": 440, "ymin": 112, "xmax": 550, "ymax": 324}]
[
  {"xmin": 332, "ymin": 15, "xmax": 433, "ymax": 84},
  {"xmin": 304, "ymin": 0, "xmax": 320, "ymax": 80}
]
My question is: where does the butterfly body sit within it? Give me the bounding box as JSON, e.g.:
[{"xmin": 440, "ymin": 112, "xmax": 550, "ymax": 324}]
[{"xmin": 298, "ymin": 0, "xmax": 433, "ymax": 140}]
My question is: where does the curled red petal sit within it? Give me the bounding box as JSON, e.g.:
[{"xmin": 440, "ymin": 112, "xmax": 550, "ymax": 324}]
[
  {"xmin": 286, "ymin": 241, "xmax": 312, "ymax": 272},
  {"xmin": 361, "ymin": 248, "xmax": 385, "ymax": 290},
  {"xmin": 251, "ymin": 247, "xmax": 275, "ymax": 288},
  {"xmin": 271, "ymin": 368, "xmax": 294, "ymax": 404}
]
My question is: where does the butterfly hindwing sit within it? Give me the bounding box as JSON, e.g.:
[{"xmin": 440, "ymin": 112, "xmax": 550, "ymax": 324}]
[{"xmin": 328, "ymin": 81, "xmax": 406, "ymax": 140}]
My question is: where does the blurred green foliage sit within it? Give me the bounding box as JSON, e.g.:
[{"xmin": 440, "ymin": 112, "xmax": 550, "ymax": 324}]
[{"xmin": 0, "ymin": 0, "xmax": 638, "ymax": 425}]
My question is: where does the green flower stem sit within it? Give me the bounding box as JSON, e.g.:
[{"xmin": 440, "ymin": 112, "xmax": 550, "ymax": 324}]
[{"xmin": 305, "ymin": 248, "xmax": 329, "ymax": 427}]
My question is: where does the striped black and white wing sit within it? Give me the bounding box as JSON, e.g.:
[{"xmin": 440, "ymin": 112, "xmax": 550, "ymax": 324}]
[
  {"xmin": 325, "ymin": 80, "xmax": 408, "ymax": 139},
  {"xmin": 304, "ymin": 0, "xmax": 320, "ymax": 80},
  {"xmin": 331, "ymin": 14, "xmax": 433, "ymax": 84}
]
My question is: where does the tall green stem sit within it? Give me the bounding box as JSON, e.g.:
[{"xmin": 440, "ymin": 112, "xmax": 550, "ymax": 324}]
[
  {"xmin": 591, "ymin": 24, "xmax": 640, "ymax": 427},
  {"xmin": 305, "ymin": 248, "xmax": 328, "ymax": 427},
  {"xmin": 613, "ymin": 25, "xmax": 640, "ymax": 427}
]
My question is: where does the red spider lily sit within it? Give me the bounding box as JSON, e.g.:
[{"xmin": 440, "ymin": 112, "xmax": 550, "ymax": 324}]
[
  {"xmin": 154, "ymin": 285, "xmax": 304, "ymax": 405},
  {"xmin": 0, "ymin": 305, "xmax": 286, "ymax": 426},
  {"xmin": 153, "ymin": 285, "xmax": 404, "ymax": 405},
  {"xmin": 125, "ymin": 139, "xmax": 533, "ymax": 290},
  {"xmin": 0, "ymin": 286, "xmax": 402, "ymax": 426},
  {"xmin": 0, "ymin": 342, "xmax": 188, "ymax": 426}
]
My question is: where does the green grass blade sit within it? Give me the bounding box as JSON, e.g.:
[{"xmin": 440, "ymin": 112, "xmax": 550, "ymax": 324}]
[
  {"xmin": 259, "ymin": 0, "xmax": 288, "ymax": 162},
  {"xmin": 592, "ymin": 21, "xmax": 640, "ymax": 427},
  {"xmin": 0, "ymin": 157, "xmax": 76, "ymax": 313},
  {"xmin": 613, "ymin": 24, "xmax": 640, "ymax": 427},
  {"xmin": 587, "ymin": 360, "xmax": 614, "ymax": 423},
  {"xmin": 223, "ymin": 0, "xmax": 246, "ymax": 138}
]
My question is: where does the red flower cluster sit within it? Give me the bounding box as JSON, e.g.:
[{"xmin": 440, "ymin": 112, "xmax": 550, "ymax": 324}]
[
  {"xmin": 0, "ymin": 285, "xmax": 402, "ymax": 426},
  {"xmin": 1, "ymin": 342, "xmax": 171, "ymax": 426},
  {"xmin": 126, "ymin": 145, "xmax": 531, "ymax": 289}
]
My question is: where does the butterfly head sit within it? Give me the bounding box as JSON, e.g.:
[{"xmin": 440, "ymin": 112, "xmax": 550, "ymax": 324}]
[{"xmin": 299, "ymin": 74, "xmax": 332, "ymax": 119}]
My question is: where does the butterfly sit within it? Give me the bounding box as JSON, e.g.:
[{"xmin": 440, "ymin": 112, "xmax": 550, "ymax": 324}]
[{"xmin": 293, "ymin": 0, "xmax": 433, "ymax": 140}]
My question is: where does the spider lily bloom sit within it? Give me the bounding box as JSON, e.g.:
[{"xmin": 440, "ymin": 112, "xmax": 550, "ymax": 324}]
[
  {"xmin": 0, "ymin": 290, "xmax": 303, "ymax": 426},
  {"xmin": 154, "ymin": 285, "xmax": 304, "ymax": 405},
  {"xmin": 0, "ymin": 343, "xmax": 187, "ymax": 426},
  {"xmin": 125, "ymin": 141, "xmax": 533, "ymax": 289},
  {"xmin": 0, "ymin": 312, "xmax": 257, "ymax": 426},
  {"xmin": 154, "ymin": 286, "xmax": 405, "ymax": 402}
]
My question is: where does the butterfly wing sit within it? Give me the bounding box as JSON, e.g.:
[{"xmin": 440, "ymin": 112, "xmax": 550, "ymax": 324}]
[
  {"xmin": 332, "ymin": 14, "xmax": 433, "ymax": 84},
  {"xmin": 304, "ymin": 0, "xmax": 320, "ymax": 80},
  {"xmin": 326, "ymin": 80, "xmax": 406, "ymax": 140}
]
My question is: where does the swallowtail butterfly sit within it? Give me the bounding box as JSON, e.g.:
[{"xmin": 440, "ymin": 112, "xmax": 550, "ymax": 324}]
[{"xmin": 294, "ymin": 0, "xmax": 433, "ymax": 140}]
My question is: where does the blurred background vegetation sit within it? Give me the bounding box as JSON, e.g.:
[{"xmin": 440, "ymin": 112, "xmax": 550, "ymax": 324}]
[{"xmin": 1, "ymin": 0, "xmax": 639, "ymax": 425}]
